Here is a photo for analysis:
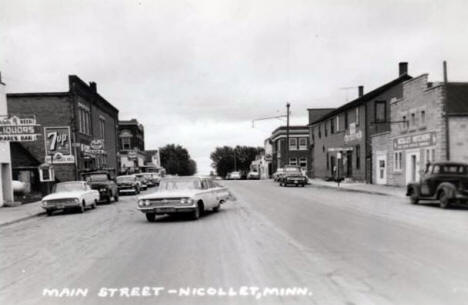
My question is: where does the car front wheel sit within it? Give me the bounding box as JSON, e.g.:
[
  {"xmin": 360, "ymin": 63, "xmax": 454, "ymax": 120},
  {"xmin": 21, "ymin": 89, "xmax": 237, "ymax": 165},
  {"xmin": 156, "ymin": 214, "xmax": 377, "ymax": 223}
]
[
  {"xmin": 439, "ymin": 190, "xmax": 451, "ymax": 209},
  {"xmin": 146, "ymin": 213, "xmax": 156, "ymax": 222}
]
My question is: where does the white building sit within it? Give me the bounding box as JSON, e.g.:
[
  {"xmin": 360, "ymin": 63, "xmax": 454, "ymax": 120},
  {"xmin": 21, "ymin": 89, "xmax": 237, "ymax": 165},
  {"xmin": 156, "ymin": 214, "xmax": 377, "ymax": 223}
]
[{"xmin": 0, "ymin": 73, "xmax": 14, "ymax": 206}]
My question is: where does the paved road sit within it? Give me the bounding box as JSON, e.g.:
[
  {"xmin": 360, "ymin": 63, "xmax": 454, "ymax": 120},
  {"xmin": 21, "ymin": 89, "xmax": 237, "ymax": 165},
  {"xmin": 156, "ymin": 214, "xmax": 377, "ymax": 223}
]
[{"xmin": 2, "ymin": 181, "xmax": 468, "ymax": 305}]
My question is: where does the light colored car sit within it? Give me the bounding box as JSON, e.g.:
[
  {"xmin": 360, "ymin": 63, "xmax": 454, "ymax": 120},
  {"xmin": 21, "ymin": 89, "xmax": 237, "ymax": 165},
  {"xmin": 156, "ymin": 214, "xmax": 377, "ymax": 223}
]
[
  {"xmin": 247, "ymin": 171, "xmax": 260, "ymax": 180},
  {"xmin": 41, "ymin": 181, "xmax": 99, "ymax": 216},
  {"xmin": 230, "ymin": 171, "xmax": 241, "ymax": 180},
  {"xmin": 137, "ymin": 176, "xmax": 232, "ymax": 222},
  {"xmin": 273, "ymin": 168, "xmax": 285, "ymax": 181}
]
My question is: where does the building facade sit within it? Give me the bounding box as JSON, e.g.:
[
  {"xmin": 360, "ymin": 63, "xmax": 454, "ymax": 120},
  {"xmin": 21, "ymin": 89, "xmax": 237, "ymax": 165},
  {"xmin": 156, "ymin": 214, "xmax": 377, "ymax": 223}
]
[
  {"xmin": 0, "ymin": 74, "xmax": 14, "ymax": 206},
  {"xmin": 372, "ymin": 72, "xmax": 468, "ymax": 186},
  {"xmin": 310, "ymin": 63, "xmax": 411, "ymax": 182},
  {"xmin": 271, "ymin": 126, "xmax": 310, "ymax": 174},
  {"xmin": 7, "ymin": 75, "xmax": 119, "ymax": 183},
  {"xmin": 118, "ymin": 119, "xmax": 146, "ymax": 174}
]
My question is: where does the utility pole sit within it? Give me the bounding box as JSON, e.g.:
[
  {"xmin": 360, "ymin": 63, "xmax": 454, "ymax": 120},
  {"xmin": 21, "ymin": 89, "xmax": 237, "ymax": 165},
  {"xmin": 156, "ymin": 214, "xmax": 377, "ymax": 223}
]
[{"xmin": 285, "ymin": 102, "xmax": 290, "ymax": 167}]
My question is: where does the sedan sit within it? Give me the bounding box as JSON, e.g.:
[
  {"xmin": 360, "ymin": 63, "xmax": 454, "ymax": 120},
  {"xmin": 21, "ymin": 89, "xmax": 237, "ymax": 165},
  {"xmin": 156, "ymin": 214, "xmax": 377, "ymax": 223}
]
[
  {"xmin": 137, "ymin": 176, "xmax": 231, "ymax": 222},
  {"xmin": 41, "ymin": 181, "xmax": 99, "ymax": 216}
]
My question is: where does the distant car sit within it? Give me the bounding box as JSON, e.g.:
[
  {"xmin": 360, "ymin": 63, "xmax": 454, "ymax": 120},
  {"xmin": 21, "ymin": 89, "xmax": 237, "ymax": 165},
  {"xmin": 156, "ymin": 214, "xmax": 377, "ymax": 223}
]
[
  {"xmin": 135, "ymin": 174, "xmax": 148, "ymax": 190},
  {"xmin": 230, "ymin": 171, "xmax": 241, "ymax": 180},
  {"xmin": 83, "ymin": 171, "xmax": 119, "ymax": 203},
  {"xmin": 278, "ymin": 167, "xmax": 307, "ymax": 187},
  {"xmin": 41, "ymin": 181, "xmax": 99, "ymax": 216},
  {"xmin": 247, "ymin": 171, "xmax": 260, "ymax": 180},
  {"xmin": 140, "ymin": 172, "xmax": 160, "ymax": 187},
  {"xmin": 273, "ymin": 168, "xmax": 286, "ymax": 181},
  {"xmin": 407, "ymin": 162, "xmax": 468, "ymax": 208},
  {"xmin": 137, "ymin": 177, "xmax": 232, "ymax": 222},
  {"xmin": 116, "ymin": 175, "xmax": 140, "ymax": 195},
  {"xmin": 225, "ymin": 173, "xmax": 231, "ymax": 180}
]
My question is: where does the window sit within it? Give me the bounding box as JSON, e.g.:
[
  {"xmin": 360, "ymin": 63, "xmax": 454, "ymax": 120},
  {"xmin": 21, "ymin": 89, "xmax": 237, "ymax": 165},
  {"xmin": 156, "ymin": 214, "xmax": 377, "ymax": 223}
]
[
  {"xmin": 330, "ymin": 118, "xmax": 335, "ymax": 134},
  {"xmin": 121, "ymin": 137, "xmax": 131, "ymax": 150},
  {"xmin": 421, "ymin": 110, "xmax": 426, "ymax": 126},
  {"xmin": 336, "ymin": 115, "xmax": 340, "ymax": 132},
  {"xmin": 355, "ymin": 107, "xmax": 360, "ymax": 126},
  {"xmin": 394, "ymin": 151, "xmax": 402, "ymax": 171},
  {"xmin": 402, "ymin": 115, "xmax": 408, "ymax": 130},
  {"xmin": 299, "ymin": 138, "xmax": 307, "ymax": 150},
  {"xmin": 318, "ymin": 125, "xmax": 321, "ymax": 138},
  {"xmin": 325, "ymin": 123, "xmax": 328, "ymax": 137},
  {"xmin": 345, "ymin": 112, "xmax": 349, "ymax": 129},
  {"xmin": 78, "ymin": 104, "xmax": 91, "ymax": 135},
  {"xmin": 375, "ymin": 101, "xmax": 386, "ymax": 122},
  {"xmin": 277, "ymin": 140, "xmax": 281, "ymax": 157},
  {"xmin": 410, "ymin": 113, "xmax": 416, "ymax": 127},
  {"xmin": 289, "ymin": 158, "xmax": 298, "ymax": 166},
  {"xmin": 326, "ymin": 152, "xmax": 329, "ymax": 169},
  {"xmin": 431, "ymin": 148, "xmax": 436, "ymax": 162},
  {"xmin": 299, "ymin": 158, "xmax": 307, "ymax": 168},
  {"xmin": 289, "ymin": 138, "xmax": 297, "ymax": 150},
  {"xmin": 355, "ymin": 145, "xmax": 361, "ymax": 170},
  {"xmin": 99, "ymin": 116, "xmax": 105, "ymax": 139}
]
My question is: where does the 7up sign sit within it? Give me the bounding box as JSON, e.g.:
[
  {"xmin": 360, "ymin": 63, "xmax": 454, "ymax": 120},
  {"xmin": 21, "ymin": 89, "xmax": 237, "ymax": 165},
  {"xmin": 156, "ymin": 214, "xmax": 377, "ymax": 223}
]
[{"xmin": 44, "ymin": 126, "xmax": 75, "ymax": 164}]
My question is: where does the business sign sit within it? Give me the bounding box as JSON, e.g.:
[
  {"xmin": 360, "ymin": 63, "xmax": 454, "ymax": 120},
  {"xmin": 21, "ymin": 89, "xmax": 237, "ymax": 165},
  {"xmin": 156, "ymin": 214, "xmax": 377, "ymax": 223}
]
[
  {"xmin": 0, "ymin": 115, "xmax": 40, "ymax": 142},
  {"xmin": 344, "ymin": 123, "xmax": 362, "ymax": 143},
  {"xmin": 393, "ymin": 132, "xmax": 436, "ymax": 150},
  {"xmin": 44, "ymin": 126, "xmax": 75, "ymax": 164},
  {"xmin": 328, "ymin": 147, "xmax": 353, "ymax": 152},
  {"xmin": 127, "ymin": 150, "xmax": 137, "ymax": 160},
  {"xmin": 83, "ymin": 139, "xmax": 106, "ymax": 155}
]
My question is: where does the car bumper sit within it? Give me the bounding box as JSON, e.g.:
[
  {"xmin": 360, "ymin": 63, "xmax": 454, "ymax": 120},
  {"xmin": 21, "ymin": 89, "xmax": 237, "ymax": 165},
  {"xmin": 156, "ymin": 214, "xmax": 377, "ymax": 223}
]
[
  {"xmin": 138, "ymin": 205, "xmax": 197, "ymax": 214},
  {"xmin": 42, "ymin": 202, "xmax": 81, "ymax": 210},
  {"xmin": 119, "ymin": 188, "xmax": 136, "ymax": 193}
]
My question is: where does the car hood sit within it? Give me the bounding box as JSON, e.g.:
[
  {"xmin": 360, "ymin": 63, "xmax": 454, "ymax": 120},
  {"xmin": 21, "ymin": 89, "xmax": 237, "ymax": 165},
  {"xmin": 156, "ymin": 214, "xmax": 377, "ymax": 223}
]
[
  {"xmin": 42, "ymin": 191, "xmax": 86, "ymax": 201},
  {"xmin": 138, "ymin": 189, "xmax": 201, "ymax": 200}
]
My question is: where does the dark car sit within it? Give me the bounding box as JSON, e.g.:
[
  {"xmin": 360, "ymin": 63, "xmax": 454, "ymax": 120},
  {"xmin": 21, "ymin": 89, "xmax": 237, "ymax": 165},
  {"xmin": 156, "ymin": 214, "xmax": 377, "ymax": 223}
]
[
  {"xmin": 406, "ymin": 162, "xmax": 468, "ymax": 208},
  {"xmin": 278, "ymin": 167, "xmax": 307, "ymax": 187},
  {"xmin": 83, "ymin": 171, "xmax": 119, "ymax": 203},
  {"xmin": 116, "ymin": 175, "xmax": 140, "ymax": 195}
]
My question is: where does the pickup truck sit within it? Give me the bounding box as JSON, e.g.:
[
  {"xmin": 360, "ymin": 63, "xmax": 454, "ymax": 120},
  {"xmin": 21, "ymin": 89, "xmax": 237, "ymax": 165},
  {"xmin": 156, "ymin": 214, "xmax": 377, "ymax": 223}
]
[{"xmin": 83, "ymin": 171, "xmax": 119, "ymax": 204}]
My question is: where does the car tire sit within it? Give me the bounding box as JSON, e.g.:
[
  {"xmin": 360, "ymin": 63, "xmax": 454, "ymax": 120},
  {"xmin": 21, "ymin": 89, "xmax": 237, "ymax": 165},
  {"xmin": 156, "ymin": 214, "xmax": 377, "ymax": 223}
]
[
  {"xmin": 192, "ymin": 203, "xmax": 202, "ymax": 220},
  {"xmin": 114, "ymin": 192, "xmax": 119, "ymax": 202},
  {"xmin": 439, "ymin": 190, "xmax": 451, "ymax": 209},
  {"xmin": 106, "ymin": 192, "xmax": 112, "ymax": 204},
  {"xmin": 92, "ymin": 200, "xmax": 97, "ymax": 209},
  {"xmin": 46, "ymin": 210, "xmax": 53, "ymax": 216},
  {"xmin": 146, "ymin": 213, "xmax": 156, "ymax": 222},
  {"xmin": 78, "ymin": 201, "xmax": 85, "ymax": 213},
  {"xmin": 213, "ymin": 201, "xmax": 221, "ymax": 212}
]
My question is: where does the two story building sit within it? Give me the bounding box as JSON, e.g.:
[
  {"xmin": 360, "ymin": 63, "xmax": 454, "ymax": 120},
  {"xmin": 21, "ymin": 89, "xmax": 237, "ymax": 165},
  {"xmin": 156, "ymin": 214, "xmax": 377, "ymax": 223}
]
[
  {"xmin": 270, "ymin": 125, "xmax": 310, "ymax": 174},
  {"xmin": 309, "ymin": 63, "xmax": 412, "ymax": 182},
  {"xmin": 118, "ymin": 119, "xmax": 145, "ymax": 174}
]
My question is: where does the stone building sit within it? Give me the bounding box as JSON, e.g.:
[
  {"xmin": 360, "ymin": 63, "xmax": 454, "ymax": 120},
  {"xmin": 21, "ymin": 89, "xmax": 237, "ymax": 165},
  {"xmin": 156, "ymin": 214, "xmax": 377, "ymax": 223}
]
[
  {"xmin": 372, "ymin": 69, "xmax": 468, "ymax": 186},
  {"xmin": 7, "ymin": 75, "xmax": 119, "ymax": 183},
  {"xmin": 309, "ymin": 63, "xmax": 411, "ymax": 182}
]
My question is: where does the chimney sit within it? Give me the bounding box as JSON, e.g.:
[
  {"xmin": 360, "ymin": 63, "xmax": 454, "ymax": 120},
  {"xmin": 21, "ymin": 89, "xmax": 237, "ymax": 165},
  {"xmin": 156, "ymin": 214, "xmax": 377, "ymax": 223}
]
[
  {"xmin": 399, "ymin": 62, "xmax": 408, "ymax": 76},
  {"xmin": 358, "ymin": 86, "xmax": 364, "ymax": 97},
  {"xmin": 89, "ymin": 82, "xmax": 97, "ymax": 92},
  {"xmin": 443, "ymin": 60, "xmax": 448, "ymax": 83}
]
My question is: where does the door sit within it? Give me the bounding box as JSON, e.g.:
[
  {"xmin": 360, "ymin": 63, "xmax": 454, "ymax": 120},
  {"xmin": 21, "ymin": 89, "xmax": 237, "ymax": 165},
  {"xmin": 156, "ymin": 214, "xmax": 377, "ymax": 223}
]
[
  {"xmin": 376, "ymin": 154, "xmax": 387, "ymax": 185},
  {"xmin": 405, "ymin": 150, "xmax": 420, "ymax": 184},
  {"xmin": 346, "ymin": 151, "xmax": 353, "ymax": 177}
]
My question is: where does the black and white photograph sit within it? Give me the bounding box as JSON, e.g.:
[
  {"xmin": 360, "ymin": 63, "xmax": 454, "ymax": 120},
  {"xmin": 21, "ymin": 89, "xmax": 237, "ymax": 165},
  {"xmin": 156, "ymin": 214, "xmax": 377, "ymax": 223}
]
[{"xmin": 1, "ymin": 1, "xmax": 468, "ymax": 304}]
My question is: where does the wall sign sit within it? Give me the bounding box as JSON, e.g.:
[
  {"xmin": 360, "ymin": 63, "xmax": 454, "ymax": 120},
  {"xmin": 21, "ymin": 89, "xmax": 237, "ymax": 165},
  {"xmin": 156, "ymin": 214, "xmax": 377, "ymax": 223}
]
[
  {"xmin": 44, "ymin": 126, "xmax": 75, "ymax": 164},
  {"xmin": 84, "ymin": 139, "xmax": 106, "ymax": 155},
  {"xmin": 0, "ymin": 115, "xmax": 40, "ymax": 142},
  {"xmin": 393, "ymin": 132, "xmax": 436, "ymax": 150}
]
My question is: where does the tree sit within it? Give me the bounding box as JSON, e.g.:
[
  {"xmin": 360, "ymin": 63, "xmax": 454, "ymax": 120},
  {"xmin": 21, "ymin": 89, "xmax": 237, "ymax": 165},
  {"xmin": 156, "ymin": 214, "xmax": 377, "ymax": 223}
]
[
  {"xmin": 160, "ymin": 144, "xmax": 197, "ymax": 176},
  {"xmin": 210, "ymin": 145, "xmax": 263, "ymax": 177}
]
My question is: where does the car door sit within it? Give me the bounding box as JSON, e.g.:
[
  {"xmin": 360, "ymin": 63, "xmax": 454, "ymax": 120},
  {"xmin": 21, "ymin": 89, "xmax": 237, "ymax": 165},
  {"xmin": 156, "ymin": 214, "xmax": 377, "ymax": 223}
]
[{"xmin": 200, "ymin": 179, "xmax": 215, "ymax": 209}]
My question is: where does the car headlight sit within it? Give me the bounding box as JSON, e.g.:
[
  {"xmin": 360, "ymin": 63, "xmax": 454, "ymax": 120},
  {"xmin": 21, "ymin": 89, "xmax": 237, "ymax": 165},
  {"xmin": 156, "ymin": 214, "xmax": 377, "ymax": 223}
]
[
  {"xmin": 74, "ymin": 198, "xmax": 80, "ymax": 203},
  {"xmin": 180, "ymin": 198, "xmax": 194, "ymax": 205},
  {"xmin": 41, "ymin": 200, "xmax": 48, "ymax": 206}
]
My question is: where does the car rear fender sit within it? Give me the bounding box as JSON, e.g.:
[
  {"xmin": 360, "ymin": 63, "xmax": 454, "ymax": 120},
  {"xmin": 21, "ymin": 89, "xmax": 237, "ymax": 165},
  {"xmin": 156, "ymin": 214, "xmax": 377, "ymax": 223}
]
[{"xmin": 436, "ymin": 182, "xmax": 457, "ymax": 199}]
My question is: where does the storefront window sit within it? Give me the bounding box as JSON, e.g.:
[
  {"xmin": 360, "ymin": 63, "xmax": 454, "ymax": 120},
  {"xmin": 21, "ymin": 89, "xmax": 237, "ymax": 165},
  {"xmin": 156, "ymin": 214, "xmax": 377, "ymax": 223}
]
[
  {"xmin": 289, "ymin": 158, "xmax": 298, "ymax": 166},
  {"xmin": 394, "ymin": 151, "xmax": 402, "ymax": 171}
]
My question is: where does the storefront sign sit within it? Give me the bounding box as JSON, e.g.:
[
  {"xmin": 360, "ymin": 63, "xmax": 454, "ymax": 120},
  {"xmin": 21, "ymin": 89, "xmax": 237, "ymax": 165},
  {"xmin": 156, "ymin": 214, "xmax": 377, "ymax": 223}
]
[
  {"xmin": 44, "ymin": 126, "xmax": 75, "ymax": 164},
  {"xmin": 0, "ymin": 115, "xmax": 40, "ymax": 142},
  {"xmin": 328, "ymin": 147, "xmax": 353, "ymax": 152},
  {"xmin": 127, "ymin": 150, "xmax": 137, "ymax": 160},
  {"xmin": 83, "ymin": 139, "xmax": 106, "ymax": 155},
  {"xmin": 393, "ymin": 132, "xmax": 436, "ymax": 150}
]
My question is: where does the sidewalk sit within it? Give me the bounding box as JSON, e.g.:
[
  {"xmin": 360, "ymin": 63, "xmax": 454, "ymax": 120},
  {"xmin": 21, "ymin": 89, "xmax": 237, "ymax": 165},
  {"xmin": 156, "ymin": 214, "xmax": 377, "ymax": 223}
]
[
  {"xmin": 307, "ymin": 178, "xmax": 406, "ymax": 198},
  {"xmin": 0, "ymin": 201, "xmax": 44, "ymax": 227}
]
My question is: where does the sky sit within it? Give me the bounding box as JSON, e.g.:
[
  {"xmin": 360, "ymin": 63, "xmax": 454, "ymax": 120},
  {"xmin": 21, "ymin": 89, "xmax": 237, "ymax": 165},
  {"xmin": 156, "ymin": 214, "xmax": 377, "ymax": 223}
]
[{"xmin": 1, "ymin": 0, "xmax": 468, "ymax": 174}]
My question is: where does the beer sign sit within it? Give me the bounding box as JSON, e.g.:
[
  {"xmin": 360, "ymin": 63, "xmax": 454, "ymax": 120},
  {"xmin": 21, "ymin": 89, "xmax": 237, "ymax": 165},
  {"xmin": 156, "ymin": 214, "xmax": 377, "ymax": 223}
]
[{"xmin": 0, "ymin": 115, "xmax": 40, "ymax": 142}]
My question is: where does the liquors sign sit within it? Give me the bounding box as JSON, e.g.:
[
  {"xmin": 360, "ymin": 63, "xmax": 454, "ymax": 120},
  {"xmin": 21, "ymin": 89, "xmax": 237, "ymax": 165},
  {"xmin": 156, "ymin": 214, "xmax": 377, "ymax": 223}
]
[
  {"xmin": 0, "ymin": 115, "xmax": 40, "ymax": 142},
  {"xmin": 44, "ymin": 126, "xmax": 75, "ymax": 164}
]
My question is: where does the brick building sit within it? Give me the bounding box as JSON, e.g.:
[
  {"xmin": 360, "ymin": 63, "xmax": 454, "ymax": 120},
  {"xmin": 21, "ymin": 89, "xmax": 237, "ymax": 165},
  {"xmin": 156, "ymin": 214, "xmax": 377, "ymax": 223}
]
[
  {"xmin": 7, "ymin": 75, "xmax": 119, "ymax": 184},
  {"xmin": 118, "ymin": 119, "xmax": 146, "ymax": 174},
  {"xmin": 270, "ymin": 126, "xmax": 310, "ymax": 174},
  {"xmin": 309, "ymin": 63, "xmax": 411, "ymax": 182},
  {"xmin": 372, "ymin": 69, "xmax": 468, "ymax": 186}
]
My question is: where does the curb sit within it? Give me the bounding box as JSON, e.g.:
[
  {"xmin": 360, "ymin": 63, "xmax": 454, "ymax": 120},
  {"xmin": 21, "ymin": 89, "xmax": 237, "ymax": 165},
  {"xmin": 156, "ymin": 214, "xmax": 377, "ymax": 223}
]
[
  {"xmin": 0, "ymin": 211, "xmax": 46, "ymax": 228},
  {"xmin": 306, "ymin": 180, "xmax": 405, "ymax": 198}
]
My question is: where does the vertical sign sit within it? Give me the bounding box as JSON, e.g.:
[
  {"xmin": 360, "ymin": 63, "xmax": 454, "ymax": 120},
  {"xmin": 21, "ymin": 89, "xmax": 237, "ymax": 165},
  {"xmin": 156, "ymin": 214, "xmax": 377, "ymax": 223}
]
[{"xmin": 44, "ymin": 126, "xmax": 75, "ymax": 164}]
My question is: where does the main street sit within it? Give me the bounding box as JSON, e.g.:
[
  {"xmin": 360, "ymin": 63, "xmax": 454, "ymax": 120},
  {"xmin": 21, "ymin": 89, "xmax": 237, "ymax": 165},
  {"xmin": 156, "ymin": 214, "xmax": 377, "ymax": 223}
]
[{"xmin": 2, "ymin": 180, "xmax": 468, "ymax": 305}]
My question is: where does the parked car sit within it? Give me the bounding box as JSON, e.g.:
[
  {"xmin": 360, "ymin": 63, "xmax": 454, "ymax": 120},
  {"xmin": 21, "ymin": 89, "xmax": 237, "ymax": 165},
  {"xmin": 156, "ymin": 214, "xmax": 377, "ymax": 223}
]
[
  {"xmin": 116, "ymin": 175, "xmax": 140, "ymax": 195},
  {"xmin": 135, "ymin": 174, "xmax": 148, "ymax": 190},
  {"xmin": 230, "ymin": 171, "xmax": 241, "ymax": 180},
  {"xmin": 225, "ymin": 173, "xmax": 231, "ymax": 180},
  {"xmin": 137, "ymin": 176, "xmax": 231, "ymax": 222},
  {"xmin": 83, "ymin": 171, "xmax": 119, "ymax": 203},
  {"xmin": 406, "ymin": 162, "xmax": 468, "ymax": 208},
  {"xmin": 273, "ymin": 168, "xmax": 286, "ymax": 181},
  {"xmin": 140, "ymin": 172, "xmax": 160, "ymax": 187},
  {"xmin": 247, "ymin": 171, "xmax": 260, "ymax": 180},
  {"xmin": 41, "ymin": 181, "xmax": 99, "ymax": 216}
]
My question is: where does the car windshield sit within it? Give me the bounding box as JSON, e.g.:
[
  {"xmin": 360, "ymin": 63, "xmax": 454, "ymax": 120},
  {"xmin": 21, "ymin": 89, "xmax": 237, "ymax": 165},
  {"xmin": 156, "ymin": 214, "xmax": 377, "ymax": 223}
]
[
  {"xmin": 54, "ymin": 182, "xmax": 86, "ymax": 193},
  {"xmin": 116, "ymin": 176, "xmax": 134, "ymax": 183},
  {"xmin": 159, "ymin": 179, "xmax": 201, "ymax": 190},
  {"xmin": 434, "ymin": 165, "xmax": 468, "ymax": 174},
  {"xmin": 85, "ymin": 174, "xmax": 108, "ymax": 182}
]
